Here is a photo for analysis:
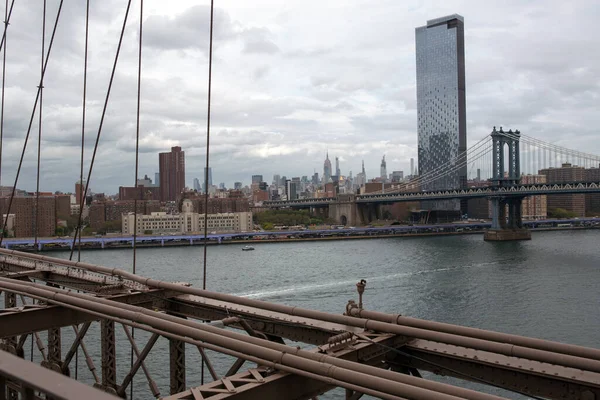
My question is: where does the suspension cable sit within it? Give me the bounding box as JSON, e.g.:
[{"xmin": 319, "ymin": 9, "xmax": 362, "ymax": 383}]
[
  {"xmin": 200, "ymin": 0, "xmax": 215, "ymax": 386},
  {"xmin": 0, "ymin": 0, "xmax": 13, "ymax": 194},
  {"xmin": 0, "ymin": 0, "xmax": 64, "ymax": 247},
  {"xmin": 0, "ymin": 0, "xmax": 14, "ymax": 236},
  {"xmin": 68, "ymin": 0, "xmax": 133, "ymax": 258},
  {"xmin": 76, "ymin": 0, "xmax": 90, "ymax": 262},
  {"xmin": 202, "ymin": 0, "xmax": 215, "ymax": 291},
  {"xmin": 34, "ymin": 0, "xmax": 46, "ymax": 249},
  {"xmin": 130, "ymin": 1, "xmax": 143, "ymax": 398}
]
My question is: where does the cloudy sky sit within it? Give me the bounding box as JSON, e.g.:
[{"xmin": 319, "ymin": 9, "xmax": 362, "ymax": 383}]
[{"xmin": 1, "ymin": 0, "xmax": 599, "ymax": 194}]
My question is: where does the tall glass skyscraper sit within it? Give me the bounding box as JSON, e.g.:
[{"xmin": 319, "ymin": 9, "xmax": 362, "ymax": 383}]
[{"xmin": 416, "ymin": 14, "xmax": 467, "ymax": 212}]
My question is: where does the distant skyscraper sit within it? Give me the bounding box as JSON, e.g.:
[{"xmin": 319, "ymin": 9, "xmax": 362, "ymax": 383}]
[
  {"xmin": 380, "ymin": 155, "xmax": 387, "ymax": 181},
  {"xmin": 416, "ymin": 14, "xmax": 466, "ymax": 211},
  {"xmin": 410, "ymin": 158, "xmax": 415, "ymax": 177},
  {"xmin": 272, "ymin": 174, "xmax": 280, "ymax": 186},
  {"xmin": 75, "ymin": 180, "xmax": 87, "ymax": 205},
  {"xmin": 335, "ymin": 157, "xmax": 341, "ymax": 177},
  {"xmin": 203, "ymin": 167, "xmax": 213, "ymax": 190},
  {"xmin": 193, "ymin": 178, "xmax": 201, "ymax": 192},
  {"xmin": 155, "ymin": 172, "xmax": 160, "ymax": 186},
  {"xmin": 323, "ymin": 152, "xmax": 332, "ymax": 184},
  {"xmin": 159, "ymin": 146, "xmax": 185, "ymax": 202},
  {"xmin": 234, "ymin": 182, "xmax": 242, "ymax": 190},
  {"xmin": 312, "ymin": 172, "xmax": 319, "ymax": 185},
  {"xmin": 252, "ymin": 175, "xmax": 263, "ymax": 184},
  {"xmin": 285, "ymin": 180, "xmax": 298, "ymax": 200}
]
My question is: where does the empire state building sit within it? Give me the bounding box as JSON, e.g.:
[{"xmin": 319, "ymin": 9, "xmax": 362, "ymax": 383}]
[{"xmin": 323, "ymin": 152, "xmax": 332, "ymax": 184}]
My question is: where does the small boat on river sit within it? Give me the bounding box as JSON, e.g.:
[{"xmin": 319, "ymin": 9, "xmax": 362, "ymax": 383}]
[{"xmin": 242, "ymin": 245, "xmax": 254, "ymax": 251}]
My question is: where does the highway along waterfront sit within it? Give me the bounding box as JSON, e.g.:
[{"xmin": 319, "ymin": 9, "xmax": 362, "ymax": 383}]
[
  {"xmin": 3, "ymin": 217, "xmax": 599, "ymax": 251},
  {"xmin": 43, "ymin": 228, "xmax": 600, "ymax": 399}
]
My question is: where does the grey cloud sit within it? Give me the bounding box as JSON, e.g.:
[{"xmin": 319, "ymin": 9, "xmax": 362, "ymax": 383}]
[
  {"xmin": 242, "ymin": 28, "xmax": 280, "ymax": 54},
  {"xmin": 144, "ymin": 6, "xmax": 237, "ymax": 51},
  {"xmin": 0, "ymin": 1, "xmax": 599, "ymax": 193}
]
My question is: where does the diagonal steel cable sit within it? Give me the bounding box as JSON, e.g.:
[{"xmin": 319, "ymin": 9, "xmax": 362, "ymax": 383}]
[
  {"xmin": 0, "ymin": 0, "xmax": 64, "ymax": 246},
  {"xmin": 68, "ymin": 0, "xmax": 133, "ymax": 259},
  {"xmin": 34, "ymin": 0, "xmax": 46, "ymax": 249},
  {"xmin": 0, "ymin": 0, "xmax": 14, "ymax": 192}
]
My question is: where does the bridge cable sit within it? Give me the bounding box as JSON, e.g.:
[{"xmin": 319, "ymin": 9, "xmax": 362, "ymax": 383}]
[
  {"xmin": 384, "ymin": 142, "xmax": 491, "ymax": 195},
  {"xmin": 382, "ymin": 136, "xmax": 490, "ymax": 194},
  {"xmin": 0, "ymin": 0, "xmax": 64, "ymax": 247},
  {"xmin": 130, "ymin": 0, "xmax": 144, "ymax": 398},
  {"xmin": 0, "ymin": 0, "xmax": 13, "ymax": 193},
  {"xmin": 34, "ymin": 0, "xmax": 46, "ymax": 251},
  {"xmin": 67, "ymin": 0, "xmax": 133, "ymax": 259},
  {"xmin": 77, "ymin": 0, "xmax": 90, "ymax": 263},
  {"xmin": 200, "ymin": 0, "xmax": 215, "ymax": 386}
]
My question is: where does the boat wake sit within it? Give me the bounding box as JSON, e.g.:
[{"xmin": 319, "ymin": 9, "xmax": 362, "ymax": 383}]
[{"xmin": 234, "ymin": 261, "xmax": 499, "ymax": 299}]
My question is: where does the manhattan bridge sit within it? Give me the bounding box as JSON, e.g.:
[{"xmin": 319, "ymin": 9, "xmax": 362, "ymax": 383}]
[{"xmin": 1, "ymin": 1, "xmax": 600, "ymax": 400}]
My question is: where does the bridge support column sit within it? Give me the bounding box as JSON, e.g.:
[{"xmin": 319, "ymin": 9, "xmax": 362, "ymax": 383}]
[
  {"xmin": 485, "ymin": 197, "xmax": 531, "ymax": 241},
  {"xmin": 485, "ymin": 127, "xmax": 531, "ymax": 241},
  {"xmin": 93, "ymin": 320, "xmax": 118, "ymax": 396},
  {"xmin": 41, "ymin": 327, "xmax": 69, "ymax": 376},
  {"xmin": 1, "ymin": 292, "xmax": 18, "ymax": 355},
  {"xmin": 169, "ymin": 338, "xmax": 186, "ymax": 395}
]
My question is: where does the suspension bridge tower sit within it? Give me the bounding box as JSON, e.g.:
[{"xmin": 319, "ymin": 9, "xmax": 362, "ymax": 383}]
[{"xmin": 484, "ymin": 127, "xmax": 532, "ymax": 241}]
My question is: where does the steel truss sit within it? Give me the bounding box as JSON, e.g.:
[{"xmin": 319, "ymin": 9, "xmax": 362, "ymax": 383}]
[{"xmin": 0, "ymin": 248, "xmax": 599, "ymax": 400}]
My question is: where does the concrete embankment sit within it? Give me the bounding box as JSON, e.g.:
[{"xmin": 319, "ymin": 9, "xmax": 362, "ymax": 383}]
[{"xmin": 14, "ymin": 225, "xmax": 598, "ymax": 252}]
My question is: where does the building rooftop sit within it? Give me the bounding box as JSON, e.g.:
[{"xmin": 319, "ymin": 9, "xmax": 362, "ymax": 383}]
[{"xmin": 427, "ymin": 14, "xmax": 464, "ymax": 26}]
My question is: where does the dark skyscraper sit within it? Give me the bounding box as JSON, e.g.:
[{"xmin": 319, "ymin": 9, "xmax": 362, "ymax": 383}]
[
  {"xmin": 335, "ymin": 156, "xmax": 341, "ymax": 178},
  {"xmin": 416, "ymin": 14, "xmax": 466, "ymax": 211},
  {"xmin": 159, "ymin": 146, "xmax": 185, "ymax": 202},
  {"xmin": 204, "ymin": 167, "xmax": 213, "ymax": 189}
]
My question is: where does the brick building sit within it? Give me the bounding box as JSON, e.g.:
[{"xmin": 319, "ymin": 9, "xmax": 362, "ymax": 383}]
[
  {"xmin": 586, "ymin": 166, "xmax": 600, "ymax": 215},
  {"xmin": 159, "ymin": 146, "xmax": 185, "ymax": 202},
  {"xmin": 520, "ymin": 174, "xmax": 547, "ymax": 220},
  {"xmin": 179, "ymin": 193, "xmax": 250, "ymax": 215},
  {"xmin": 0, "ymin": 196, "xmax": 56, "ymax": 237},
  {"xmin": 55, "ymin": 195, "xmax": 71, "ymax": 221},
  {"xmin": 89, "ymin": 200, "xmax": 162, "ymax": 231},
  {"xmin": 119, "ymin": 186, "xmax": 161, "ymax": 201},
  {"xmin": 539, "ymin": 163, "xmax": 586, "ymax": 217}
]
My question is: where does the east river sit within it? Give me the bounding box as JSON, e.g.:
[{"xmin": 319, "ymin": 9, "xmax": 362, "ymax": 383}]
[{"xmin": 26, "ymin": 230, "xmax": 600, "ymax": 399}]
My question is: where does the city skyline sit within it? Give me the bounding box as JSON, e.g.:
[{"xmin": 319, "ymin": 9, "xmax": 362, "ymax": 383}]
[{"xmin": 0, "ymin": 1, "xmax": 598, "ymax": 193}]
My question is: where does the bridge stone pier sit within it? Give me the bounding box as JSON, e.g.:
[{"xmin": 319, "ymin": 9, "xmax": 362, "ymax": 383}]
[
  {"xmin": 328, "ymin": 194, "xmax": 362, "ymax": 225},
  {"xmin": 484, "ymin": 127, "xmax": 531, "ymax": 241}
]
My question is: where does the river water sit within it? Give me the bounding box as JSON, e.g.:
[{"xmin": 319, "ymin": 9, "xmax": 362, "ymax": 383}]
[{"xmin": 25, "ymin": 230, "xmax": 600, "ymax": 398}]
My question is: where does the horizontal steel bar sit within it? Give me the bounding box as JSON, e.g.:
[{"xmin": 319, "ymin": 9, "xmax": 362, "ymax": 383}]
[{"xmin": 0, "ymin": 349, "xmax": 118, "ymax": 399}]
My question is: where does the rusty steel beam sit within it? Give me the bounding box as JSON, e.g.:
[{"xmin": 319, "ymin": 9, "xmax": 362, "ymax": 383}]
[
  {"xmin": 65, "ymin": 323, "xmax": 100, "ymax": 384},
  {"xmin": 118, "ymin": 330, "xmax": 160, "ymax": 398},
  {"xmin": 164, "ymin": 333, "xmax": 404, "ymax": 400},
  {"xmin": 159, "ymin": 294, "xmax": 359, "ymax": 345},
  {"xmin": 0, "ymin": 349, "xmax": 118, "ymax": 399},
  {"xmin": 0, "ymin": 289, "xmax": 173, "ymax": 338},
  {"xmin": 348, "ymin": 304, "xmax": 600, "ymax": 364},
  {"xmin": 162, "ymin": 367, "xmax": 334, "ymax": 400},
  {"xmin": 396, "ymin": 339, "xmax": 600, "ymax": 400},
  {"xmin": 170, "ymin": 338, "xmax": 186, "ymax": 395},
  {"xmin": 0, "ymin": 278, "xmax": 514, "ymax": 400},
  {"xmin": 0, "ymin": 278, "xmax": 483, "ymax": 400},
  {"xmin": 96, "ymin": 320, "xmax": 118, "ymax": 395}
]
